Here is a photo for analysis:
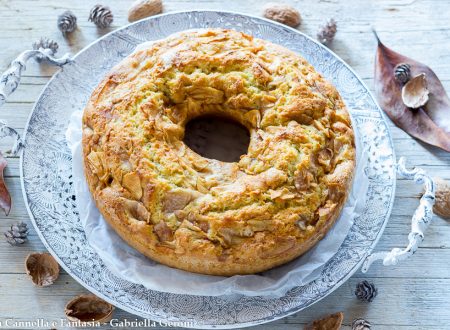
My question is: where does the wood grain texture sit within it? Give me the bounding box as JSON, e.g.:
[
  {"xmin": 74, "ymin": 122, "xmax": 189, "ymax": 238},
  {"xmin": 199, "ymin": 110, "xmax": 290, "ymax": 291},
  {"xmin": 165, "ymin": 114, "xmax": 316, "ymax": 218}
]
[{"xmin": 0, "ymin": 0, "xmax": 449, "ymax": 329}]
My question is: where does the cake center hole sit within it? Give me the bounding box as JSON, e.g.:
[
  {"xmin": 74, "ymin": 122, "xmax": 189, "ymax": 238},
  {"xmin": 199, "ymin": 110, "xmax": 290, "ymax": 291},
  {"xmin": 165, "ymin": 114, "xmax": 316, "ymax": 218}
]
[{"xmin": 183, "ymin": 116, "xmax": 250, "ymax": 163}]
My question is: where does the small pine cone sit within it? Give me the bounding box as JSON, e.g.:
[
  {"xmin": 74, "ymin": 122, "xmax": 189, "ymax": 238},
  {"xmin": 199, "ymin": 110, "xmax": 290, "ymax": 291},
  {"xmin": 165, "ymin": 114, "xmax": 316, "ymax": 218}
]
[
  {"xmin": 394, "ymin": 63, "xmax": 411, "ymax": 84},
  {"xmin": 32, "ymin": 37, "xmax": 59, "ymax": 62},
  {"xmin": 355, "ymin": 280, "xmax": 378, "ymax": 302},
  {"xmin": 4, "ymin": 222, "xmax": 28, "ymax": 246},
  {"xmin": 57, "ymin": 10, "xmax": 77, "ymax": 35},
  {"xmin": 352, "ymin": 318, "xmax": 371, "ymax": 330},
  {"xmin": 89, "ymin": 4, "xmax": 114, "ymax": 28},
  {"xmin": 317, "ymin": 18, "xmax": 337, "ymax": 44}
]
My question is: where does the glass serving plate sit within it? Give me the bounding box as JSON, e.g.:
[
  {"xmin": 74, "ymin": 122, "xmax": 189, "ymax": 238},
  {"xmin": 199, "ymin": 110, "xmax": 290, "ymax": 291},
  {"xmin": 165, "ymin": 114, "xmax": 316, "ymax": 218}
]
[{"xmin": 19, "ymin": 11, "xmax": 397, "ymax": 329}]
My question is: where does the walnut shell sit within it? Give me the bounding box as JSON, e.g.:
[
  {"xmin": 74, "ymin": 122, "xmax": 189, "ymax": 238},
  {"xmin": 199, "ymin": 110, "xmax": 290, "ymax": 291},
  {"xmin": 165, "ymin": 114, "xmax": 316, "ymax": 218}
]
[
  {"xmin": 25, "ymin": 252, "xmax": 60, "ymax": 287},
  {"xmin": 305, "ymin": 312, "xmax": 344, "ymax": 330},
  {"xmin": 401, "ymin": 73, "xmax": 429, "ymax": 109},
  {"xmin": 262, "ymin": 3, "xmax": 301, "ymax": 27},
  {"xmin": 65, "ymin": 294, "xmax": 114, "ymax": 324},
  {"xmin": 432, "ymin": 177, "xmax": 450, "ymax": 219},
  {"xmin": 128, "ymin": 0, "xmax": 162, "ymax": 22}
]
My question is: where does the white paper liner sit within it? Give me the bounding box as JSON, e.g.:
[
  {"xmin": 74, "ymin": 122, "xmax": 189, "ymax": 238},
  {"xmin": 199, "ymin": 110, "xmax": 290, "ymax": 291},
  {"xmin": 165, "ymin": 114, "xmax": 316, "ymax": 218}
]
[{"xmin": 67, "ymin": 109, "xmax": 368, "ymax": 298}]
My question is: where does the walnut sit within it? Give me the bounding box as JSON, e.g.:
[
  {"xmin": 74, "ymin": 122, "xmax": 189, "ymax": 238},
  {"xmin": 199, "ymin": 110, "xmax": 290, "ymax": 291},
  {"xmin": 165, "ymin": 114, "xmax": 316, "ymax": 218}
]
[
  {"xmin": 25, "ymin": 252, "xmax": 60, "ymax": 287},
  {"xmin": 128, "ymin": 0, "xmax": 162, "ymax": 23},
  {"xmin": 262, "ymin": 3, "xmax": 301, "ymax": 27},
  {"xmin": 65, "ymin": 294, "xmax": 114, "ymax": 324},
  {"xmin": 432, "ymin": 177, "xmax": 450, "ymax": 219}
]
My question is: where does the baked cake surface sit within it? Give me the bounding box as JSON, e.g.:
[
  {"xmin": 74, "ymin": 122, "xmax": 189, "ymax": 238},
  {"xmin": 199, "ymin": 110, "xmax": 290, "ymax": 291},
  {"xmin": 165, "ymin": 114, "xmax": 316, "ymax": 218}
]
[{"xmin": 82, "ymin": 29, "xmax": 355, "ymax": 275}]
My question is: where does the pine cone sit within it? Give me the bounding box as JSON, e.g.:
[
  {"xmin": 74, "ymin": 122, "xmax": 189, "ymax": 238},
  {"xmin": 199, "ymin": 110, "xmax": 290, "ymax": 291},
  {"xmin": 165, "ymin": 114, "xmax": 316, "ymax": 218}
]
[
  {"xmin": 352, "ymin": 318, "xmax": 371, "ymax": 330},
  {"xmin": 89, "ymin": 4, "xmax": 114, "ymax": 28},
  {"xmin": 394, "ymin": 63, "xmax": 411, "ymax": 84},
  {"xmin": 355, "ymin": 280, "xmax": 378, "ymax": 302},
  {"xmin": 57, "ymin": 10, "xmax": 77, "ymax": 35},
  {"xmin": 4, "ymin": 222, "xmax": 28, "ymax": 245},
  {"xmin": 32, "ymin": 37, "xmax": 59, "ymax": 62},
  {"xmin": 317, "ymin": 18, "xmax": 337, "ymax": 44}
]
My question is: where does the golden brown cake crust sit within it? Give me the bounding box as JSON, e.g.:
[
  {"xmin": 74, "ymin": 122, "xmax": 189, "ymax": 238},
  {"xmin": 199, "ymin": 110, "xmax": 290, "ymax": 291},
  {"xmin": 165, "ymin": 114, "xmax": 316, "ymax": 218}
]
[{"xmin": 82, "ymin": 29, "xmax": 355, "ymax": 276}]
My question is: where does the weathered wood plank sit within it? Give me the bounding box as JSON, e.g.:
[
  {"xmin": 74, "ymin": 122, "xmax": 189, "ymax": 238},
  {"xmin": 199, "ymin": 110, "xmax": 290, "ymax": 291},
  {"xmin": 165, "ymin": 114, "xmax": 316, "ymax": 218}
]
[
  {"xmin": 1, "ymin": 0, "xmax": 450, "ymax": 328},
  {"xmin": 1, "ymin": 274, "xmax": 449, "ymax": 328},
  {"xmin": 0, "ymin": 0, "xmax": 450, "ymax": 82},
  {"xmin": 2, "ymin": 235, "xmax": 450, "ymax": 279}
]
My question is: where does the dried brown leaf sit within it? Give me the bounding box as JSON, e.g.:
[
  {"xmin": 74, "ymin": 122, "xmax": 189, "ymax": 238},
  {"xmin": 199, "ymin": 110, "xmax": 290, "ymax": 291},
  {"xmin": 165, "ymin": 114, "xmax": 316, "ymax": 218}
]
[
  {"xmin": 304, "ymin": 312, "xmax": 344, "ymax": 330},
  {"xmin": 373, "ymin": 30, "xmax": 450, "ymax": 152},
  {"xmin": 0, "ymin": 152, "xmax": 11, "ymax": 215}
]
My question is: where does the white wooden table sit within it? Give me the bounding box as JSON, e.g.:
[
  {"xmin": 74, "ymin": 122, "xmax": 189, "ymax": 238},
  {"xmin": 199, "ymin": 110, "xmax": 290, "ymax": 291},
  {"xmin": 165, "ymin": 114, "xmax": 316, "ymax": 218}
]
[{"xmin": 0, "ymin": 0, "xmax": 449, "ymax": 329}]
